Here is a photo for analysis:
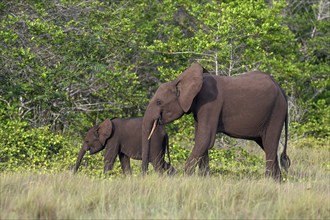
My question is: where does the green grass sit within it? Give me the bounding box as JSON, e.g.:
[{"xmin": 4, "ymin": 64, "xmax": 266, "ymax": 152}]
[{"xmin": 1, "ymin": 142, "xmax": 329, "ymax": 219}]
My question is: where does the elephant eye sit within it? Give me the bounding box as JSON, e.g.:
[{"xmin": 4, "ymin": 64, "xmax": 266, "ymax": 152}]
[{"xmin": 156, "ymin": 99, "xmax": 162, "ymax": 106}]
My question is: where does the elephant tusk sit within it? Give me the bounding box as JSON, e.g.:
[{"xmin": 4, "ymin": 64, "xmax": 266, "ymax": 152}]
[{"xmin": 148, "ymin": 120, "xmax": 158, "ymax": 140}]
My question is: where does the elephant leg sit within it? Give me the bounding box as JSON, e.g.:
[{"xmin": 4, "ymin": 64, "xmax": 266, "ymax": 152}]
[
  {"xmin": 262, "ymin": 125, "xmax": 283, "ymax": 181},
  {"xmin": 264, "ymin": 146, "xmax": 281, "ymax": 181},
  {"xmin": 185, "ymin": 119, "xmax": 217, "ymax": 175},
  {"xmin": 104, "ymin": 144, "xmax": 119, "ymax": 173},
  {"xmin": 151, "ymin": 153, "xmax": 176, "ymax": 175},
  {"xmin": 119, "ymin": 153, "xmax": 132, "ymax": 175},
  {"xmin": 263, "ymin": 101, "xmax": 287, "ymax": 181},
  {"xmin": 198, "ymin": 151, "xmax": 210, "ymax": 176},
  {"xmin": 163, "ymin": 161, "xmax": 176, "ymax": 176},
  {"xmin": 151, "ymin": 155, "xmax": 164, "ymax": 174},
  {"xmin": 104, "ymin": 155, "xmax": 117, "ymax": 173},
  {"xmin": 149, "ymin": 143, "xmax": 169, "ymax": 174}
]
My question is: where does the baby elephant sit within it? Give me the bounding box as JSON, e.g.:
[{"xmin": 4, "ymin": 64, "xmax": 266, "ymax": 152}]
[{"xmin": 73, "ymin": 117, "xmax": 175, "ymax": 175}]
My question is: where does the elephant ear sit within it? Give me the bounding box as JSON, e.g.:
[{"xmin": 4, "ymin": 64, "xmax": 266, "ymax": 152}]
[
  {"xmin": 177, "ymin": 62, "xmax": 204, "ymax": 112},
  {"xmin": 98, "ymin": 119, "xmax": 113, "ymax": 146}
]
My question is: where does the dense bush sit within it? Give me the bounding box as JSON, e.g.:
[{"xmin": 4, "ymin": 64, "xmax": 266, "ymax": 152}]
[
  {"xmin": 0, "ymin": 119, "xmax": 67, "ymax": 171},
  {"xmin": 0, "ymin": 102, "xmax": 74, "ymax": 172}
]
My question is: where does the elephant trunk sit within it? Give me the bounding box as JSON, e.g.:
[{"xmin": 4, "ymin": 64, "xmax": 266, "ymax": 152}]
[
  {"xmin": 73, "ymin": 145, "xmax": 88, "ymax": 173},
  {"xmin": 142, "ymin": 108, "xmax": 159, "ymax": 175},
  {"xmin": 142, "ymin": 122, "xmax": 151, "ymax": 175}
]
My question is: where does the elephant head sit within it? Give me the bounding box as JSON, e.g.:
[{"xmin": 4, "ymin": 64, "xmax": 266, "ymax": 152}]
[
  {"xmin": 74, "ymin": 119, "xmax": 113, "ymax": 173},
  {"xmin": 142, "ymin": 62, "xmax": 205, "ymax": 173}
]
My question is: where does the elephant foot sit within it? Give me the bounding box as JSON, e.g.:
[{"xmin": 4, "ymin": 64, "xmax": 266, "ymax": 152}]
[
  {"xmin": 198, "ymin": 167, "xmax": 210, "ymax": 176},
  {"xmin": 167, "ymin": 167, "xmax": 176, "ymax": 176},
  {"xmin": 184, "ymin": 157, "xmax": 200, "ymax": 175},
  {"xmin": 265, "ymin": 169, "xmax": 282, "ymax": 182},
  {"xmin": 184, "ymin": 165, "xmax": 196, "ymax": 176}
]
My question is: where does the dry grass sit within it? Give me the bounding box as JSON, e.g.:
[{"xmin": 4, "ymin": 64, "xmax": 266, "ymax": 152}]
[{"xmin": 1, "ymin": 143, "xmax": 329, "ymax": 219}]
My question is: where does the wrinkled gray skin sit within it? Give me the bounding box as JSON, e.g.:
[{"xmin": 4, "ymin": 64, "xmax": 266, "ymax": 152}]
[
  {"xmin": 74, "ymin": 118, "xmax": 175, "ymax": 175},
  {"xmin": 142, "ymin": 62, "xmax": 291, "ymax": 181}
]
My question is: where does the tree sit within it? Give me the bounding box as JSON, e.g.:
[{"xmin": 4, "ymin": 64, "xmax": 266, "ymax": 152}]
[
  {"xmin": 284, "ymin": 0, "xmax": 330, "ymax": 138},
  {"xmin": 0, "ymin": 1, "xmax": 153, "ymax": 133}
]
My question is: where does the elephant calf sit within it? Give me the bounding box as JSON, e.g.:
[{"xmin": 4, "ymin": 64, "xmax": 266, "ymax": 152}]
[{"xmin": 73, "ymin": 117, "xmax": 175, "ymax": 175}]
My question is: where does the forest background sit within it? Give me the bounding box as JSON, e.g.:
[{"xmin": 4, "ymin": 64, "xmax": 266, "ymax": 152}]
[{"xmin": 0, "ymin": 0, "xmax": 329, "ymax": 176}]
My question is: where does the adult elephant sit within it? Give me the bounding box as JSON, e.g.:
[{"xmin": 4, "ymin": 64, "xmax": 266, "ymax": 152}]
[
  {"xmin": 142, "ymin": 62, "xmax": 290, "ymax": 180},
  {"xmin": 74, "ymin": 117, "xmax": 175, "ymax": 175}
]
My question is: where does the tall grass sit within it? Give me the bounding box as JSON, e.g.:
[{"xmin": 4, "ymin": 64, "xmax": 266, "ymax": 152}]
[{"xmin": 1, "ymin": 144, "xmax": 329, "ymax": 219}]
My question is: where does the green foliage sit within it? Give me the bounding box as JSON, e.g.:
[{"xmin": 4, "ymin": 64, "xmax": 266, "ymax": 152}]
[
  {"xmin": 0, "ymin": 119, "xmax": 68, "ymax": 171},
  {"xmin": 292, "ymin": 136, "xmax": 329, "ymax": 149},
  {"xmin": 0, "ymin": 1, "xmax": 150, "ymax": 134},
  {"xmin": 209, "ymin": 147, "xmax": 263, "ymax": 177},
  {"xmin": 283, "ymin": 0, "xmax": 330, "ymax": 138},
  {"xmin": 146, "ymin": 0, "xmax": 298, "ymax": 77},
  {"xmin": 299, "ymin": 99, "xmax": 330, "ymax": 138}
]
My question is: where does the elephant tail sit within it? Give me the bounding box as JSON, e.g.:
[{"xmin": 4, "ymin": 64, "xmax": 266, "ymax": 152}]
[
  {"xmin": 280, "ymin": 111, "xmax": 291, "ymax": 172},
  {"xmin": 165, "ymin": 133, "xmax": 171, "ymax": 165}
]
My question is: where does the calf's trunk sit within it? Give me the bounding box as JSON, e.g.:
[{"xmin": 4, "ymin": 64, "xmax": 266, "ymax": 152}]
[{"xmin": 73, "ymin": 146, "xmax": 87, "ymax": 173}]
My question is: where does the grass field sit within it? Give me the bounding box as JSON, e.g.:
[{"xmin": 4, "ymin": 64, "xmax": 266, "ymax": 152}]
[{"xmin": 1, "ymin": 142, "xmax": 329, "ymax": 219}]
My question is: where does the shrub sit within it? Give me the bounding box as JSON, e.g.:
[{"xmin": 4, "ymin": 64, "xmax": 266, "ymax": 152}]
[
  {"xmin": 169, "ymin": 140, "xmax": 264, "ymax": 177},
  {"xmin": 0, "ymin": 119, "xmax": 69, "ymax": 171},
  {"xmin": 209, "ymin": 147, "xmax": 264, "ymax": 177}
]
